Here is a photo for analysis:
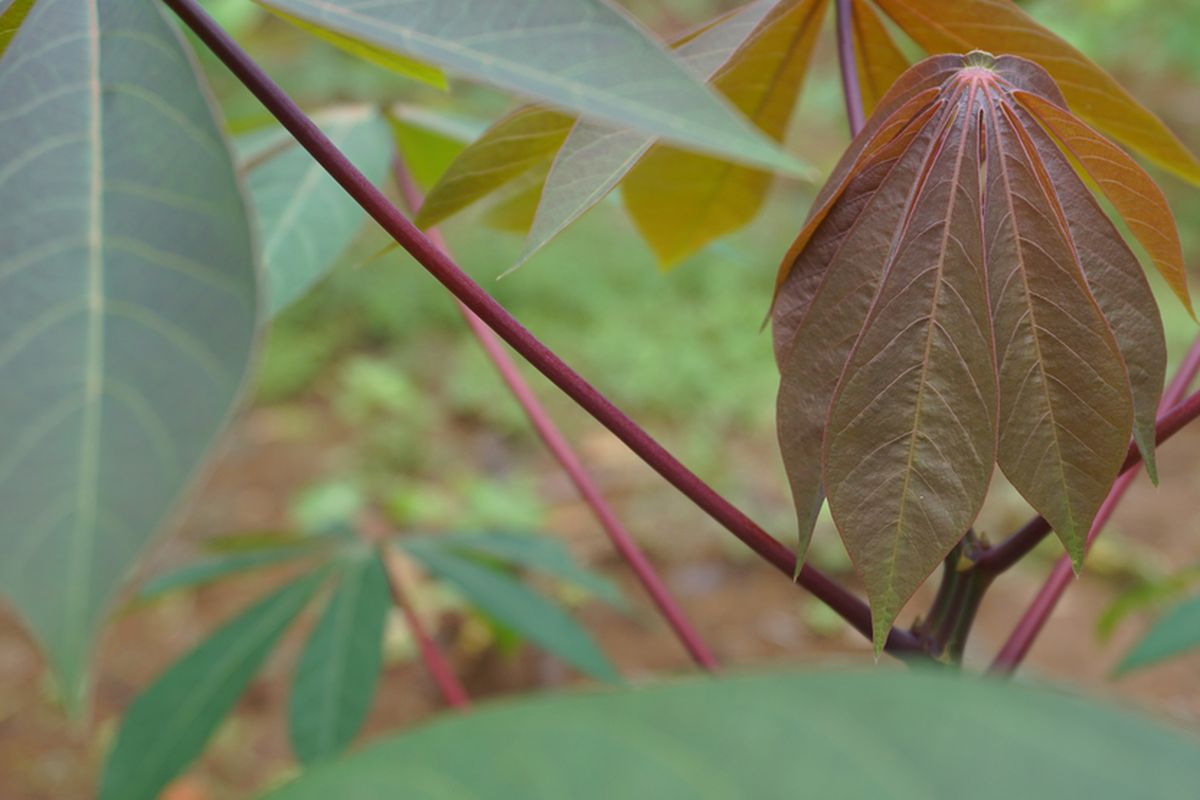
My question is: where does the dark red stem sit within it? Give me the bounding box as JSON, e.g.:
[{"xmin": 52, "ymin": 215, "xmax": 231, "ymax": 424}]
[
  {"xmin": 835, "ymin": 0, "xmax": 866, "ymax": 137},
  {"xmin": 163, "ymin": 0, "xmax": 923, "ymax": 655},
  {"xmin": 392, "ymin": 162, "xmax": 719, "ymax": 672},
  {"xmin": 379, "ymin": 544, "xmax": 471, "ymax": 708},
  {"xmin": 990, "ymin": 337, "xmax": 1200, "ymax": 673}
]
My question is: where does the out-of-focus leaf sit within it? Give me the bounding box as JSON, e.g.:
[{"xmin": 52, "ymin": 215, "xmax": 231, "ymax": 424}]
[
  {"xmin": 402, "ymin": 539, "xmax": 617, "ymax": 682},
  {"xmin": 415, "ymin": 531, "xmax": 625, "ymax": 608},
  {"xmin": 247, "ymin": 106, "xmax": 393, "ymax": 316},
  {"xmin": 873, "ymin": 0, "xmax": 1200, "ymax": 185},
  {"xmin": 414, "ymin": 106, "xmax": 571, "ymax": 229},
  {"xmin": 849, "ymin": 0, "xmax": 908, "ymax": 115},
  {"xmin": 289, "ymin": 553, "xmax": 390, "ymax": 764},
  {"xmin": 204, "ymin": 530, "xmax": 321, "ymax": 554},
  {"xmin": 1015, "ymin": 91, "xmax": 1192, "ymax": 314},
  {"xmin": 266, "ymin": 7, "xmax": 445, "ymax": 89},
  {"xmin": 481, "ymin": 162, "xmax": 551, "ymax": 234},
  {"xmin": 0, "ymin": 0, "xmax": 258, "ymax": 707},
  {"xmin": 257, "ymin": 0, "xmax": 805, "ymax": 174},
  {"xmin": 514, "ymin": 0, "xmax": 779, "ymax": 267},
  {"xmin": 1098, "ymin": 564, "xmax": 1200, "ymax": 641},
  {"xmin": 776, "ymin": 53, "xmax": 1154, "ymax": 650},
  {"xmin": 136, "ymin": 544, "xmax": 329, "ymax": 602},
  {"xmin": 622, "ymin": 0, "xmax": 826, "ymax": 266},
  {"xmin": 387, "ymin": 104, "xmax": 485, "ymax": 190},
  {"xmin": 265, "ymin": 669, "xmax": 1200, "ymax": 799},
  {"xmin": 1116, "ymin": 594, "xmax": 1200, "ymax": 675},
  {"xmin": 100, "ymin": 569, "xmax": 327, "ymax": 800},
  {"xmin": 0, "ymin": 0, "xmax": 35, "ymax": 58}
]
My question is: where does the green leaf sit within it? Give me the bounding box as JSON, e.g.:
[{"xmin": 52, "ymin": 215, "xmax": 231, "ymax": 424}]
[
  {"xmin": 387, "ymin": 103, "xmax": 485, "ymax": 189},
  {"xmin": 247, "ymin": 105, "xmax": 393, "ymax": 316},
  {"xmin": 1116, "ymin": 594, "xmax": 1200, "ymax": 675},
  {"xmin": 256, "ymin": 0, "xmax": 805, "ymax": 174},
  {"xmin": 265, "ymin": 669, "xmax": 1200, "ymax": 798},
  {"xmin": 419, "ymin": 531, "xmax": 626, "ymax": 608},
  {"xmin": 136, "ymin": 544, "xmax": 329, "ymax": 602},
  {"xmin": 1098, "ymin": 563, "xmax": 1200, "ymax": 640},
  {"xmin": 402, "ymin": 539, "xmax": 617, "ymax": 682},
  {"xmin": 100, "ymin": 569, "xmax": 327, "ymax": 800},
  {"xmin": 289, "ymin": 553, "xmax": 391, "ymax": 764},
  {"xmin": 0, "ymin": 0, "xmax": 258, "ymax": 706}
]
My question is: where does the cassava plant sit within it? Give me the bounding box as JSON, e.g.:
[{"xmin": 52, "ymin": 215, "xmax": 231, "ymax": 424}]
[{"xmin": 2, "ymin": 0, "xmax": 1200, "ymax": 797}]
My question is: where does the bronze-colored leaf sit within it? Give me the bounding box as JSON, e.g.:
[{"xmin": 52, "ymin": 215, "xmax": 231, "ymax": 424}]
[
  {"xmin": 849, "ymin": 0, "xmax": 909, "ymax": 116},
  {"xmin": 776, "ymin": 52, "xmax": 1158, "ymax": 650},
  {"xmin": 872, "ymin": 0, "xmax": 1200, "ymax": 185}
]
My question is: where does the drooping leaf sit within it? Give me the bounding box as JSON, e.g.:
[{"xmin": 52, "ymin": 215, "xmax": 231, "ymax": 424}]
[
  {"xmin": 265, "ymin": 669, "xmax": 1200, "ymax": 799},
  {"xmin": 100, "ymin": 569, "xmax": 327, "ymax": 800},
  {"xmin": 414, "ymin": 531, "xmax": 625, "ymax": 608},
  {"xmin": 848, "ymin": 0, "xmax": 908, "ymax": 116},
  {"xmin": 512, "ymin": 0, "xmax": 780, "ymax": 266},
  {"xmin": 1116, "ymin": 594, "xmax": 1200, "ymax": 675},
  {"xmin": 414, "ymin": 106, "xmax": 572, "ymax": 229},
  {"xmin": 402, "ymin": 538, "xmax": 618, "ymax": 682},
  {"xmin": 775, "ymin": 53, "xmax": 1163, "ymax": 649},
  {"xmin": 246, "ymin": 105, "xmax": 393, "ymax": 316},
  {"xmin": 1014, "ymin": 90, "xmax": 1192, "ymax": 314},
  {"xmin": 872, "ymin": 0, "xmax": 1200, "ymax": 185},
  {"xmin": 622, "ymin": 0, "xmax": 827, "ymax": 266},
  {"xmin": 265, "ymin": 7, "xmax": 446, "ymax": 89},
  {"xmin": 0, "ymin": 0, "xmax": 258, "ymax": 706},
  {"xmin": 136, "ymin": 543, "xmax": 330, "ymax": 603},
  {"xmin": 257, "ymin": 0, "xmax": 805, "ymax": 174},
  {"xmin": 289, "ymin": 553, "xmax": 390, "ymax": 764},
  {"xmin": 387, "ymin": 103, "xmax": 485, "ymax": 189}
]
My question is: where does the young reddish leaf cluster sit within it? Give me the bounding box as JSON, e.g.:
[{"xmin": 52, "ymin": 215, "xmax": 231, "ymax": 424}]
[{"xmin": 773, "ymin": 51, "xmax": 1189, "ymax": 653}]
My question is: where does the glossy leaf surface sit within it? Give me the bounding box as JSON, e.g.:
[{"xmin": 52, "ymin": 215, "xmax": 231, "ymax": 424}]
[
  {"xmin": 266, "ymin": 669, "xmax": 1200, "ymax": 798},
  {"xmin": 775, "ymin": 53, "xmax": 1168, "ymax": 649},
  {"xmin": 0, "ymin": 0, "xmax": 258, "ymax": 703}
]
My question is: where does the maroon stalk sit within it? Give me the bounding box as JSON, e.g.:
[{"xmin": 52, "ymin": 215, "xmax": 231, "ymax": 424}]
[
  {"xmin": 392, "ymin": 162, "xmax": 719, "ymax": 672},
  {"xmin": 379, "ymin": 544, "xmax": 472, "ymax": 708},
  {"xmin": 835, "ymin": 0, "xmax": 866, "ymax": 137},
  {"xmin": 990, "ymin": 337, "xmax": 1200, "ymax": 673},
  {"xmin": 163, "ymin": 0, "xmax": 923, "ymax": 655}
]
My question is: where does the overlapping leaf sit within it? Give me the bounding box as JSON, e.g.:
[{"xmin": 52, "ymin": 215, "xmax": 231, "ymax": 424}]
[
  {"xmin": 256, "ymin": 0, "xmax": 802, "ymax": 174},
  {"xmin": 774, "ymin": 52, "xmax": 1178, "ymax": 651},
  {"xmin": 0, "ymin": 0, "xmax": 258, "ymax": 706}
]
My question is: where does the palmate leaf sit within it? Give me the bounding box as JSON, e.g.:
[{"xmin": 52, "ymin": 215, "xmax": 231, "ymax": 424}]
[
  {"xmin": 266, "ymin": 669, "xmax": 1200, "ymax": 799},
  {"xmin": 100, "ymin": 568, "xmax": 328, "ymax": 800},
  {"xmin": 774, "ymin": 52, "xmax": 1179, "ymax": 652},
  {"xmin": 0, "ymin": 0, "xmax": 257, "ymax": 706},
  {"xmin": 256, "ymin": 0, "xmax": 803, "ymax": 175}
]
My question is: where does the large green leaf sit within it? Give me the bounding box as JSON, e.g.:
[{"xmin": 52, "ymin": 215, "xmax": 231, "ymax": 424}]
[
  {"xmin": 100, "ymin": 569, "xmax": 327, "ymax": 800},
  {"xmin": 402, "ymin": 539, "xmax": 618, "ymax": 682},
  {"xmin": 247, "ymin": 106, "xmax": 393, "ymax": 316},
  {"xmin": 289, "ymin": 553, "xmax": 391, "ymax": 764},
  {"xmin": 256, "ymin": 0, "xmax": 804, "ymax": 174},
  {"xmin": 266, "ymin": 669, "xmax": 1200, "ymax": 798},
  {"xmin": 0, "ymin": 0, "xmax": 258, "ymax": 705},
  {"xmin": 1116, "ymin": 594, "xmax": 1200, "ymax": 675}
]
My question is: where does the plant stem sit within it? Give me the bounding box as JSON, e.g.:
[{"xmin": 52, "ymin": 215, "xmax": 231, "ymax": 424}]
[
  {"xmin": 163, "ymin": 0, "xmax": 924, "ymax": 655},
  {"xmin": 391, "ymin": 161, "xmax": 719, "ymax": 672},
  {"xmin": 835, "ymin": 0, "xmax": 866, "ymax": 137},
  {"xmin": 989, "ymin": 336, "xmax": 1200, "ymax": 673},
  {"xmin": 378, "ymin": 543, "xmax": 472, "ymax": 709}
]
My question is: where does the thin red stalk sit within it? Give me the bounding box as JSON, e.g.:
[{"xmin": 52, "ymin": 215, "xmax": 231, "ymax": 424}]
[
  {"xmin": 835, "ymin": 0, "xmax": 866, "ymax": 137},
  {"xmin": 163, "ymin": 0, "xmax": 923, "ymax": 654},
  {"xmin": 379, "ymin": 544, "xmax": 471, "ymax": 709},
  {"xmin": 392, "ymin": 163, "xmax": 719, "ymax": 672},
  {"xmin": 990, "ymin": 338, "xmax": 1200, "ymax": 673}
]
